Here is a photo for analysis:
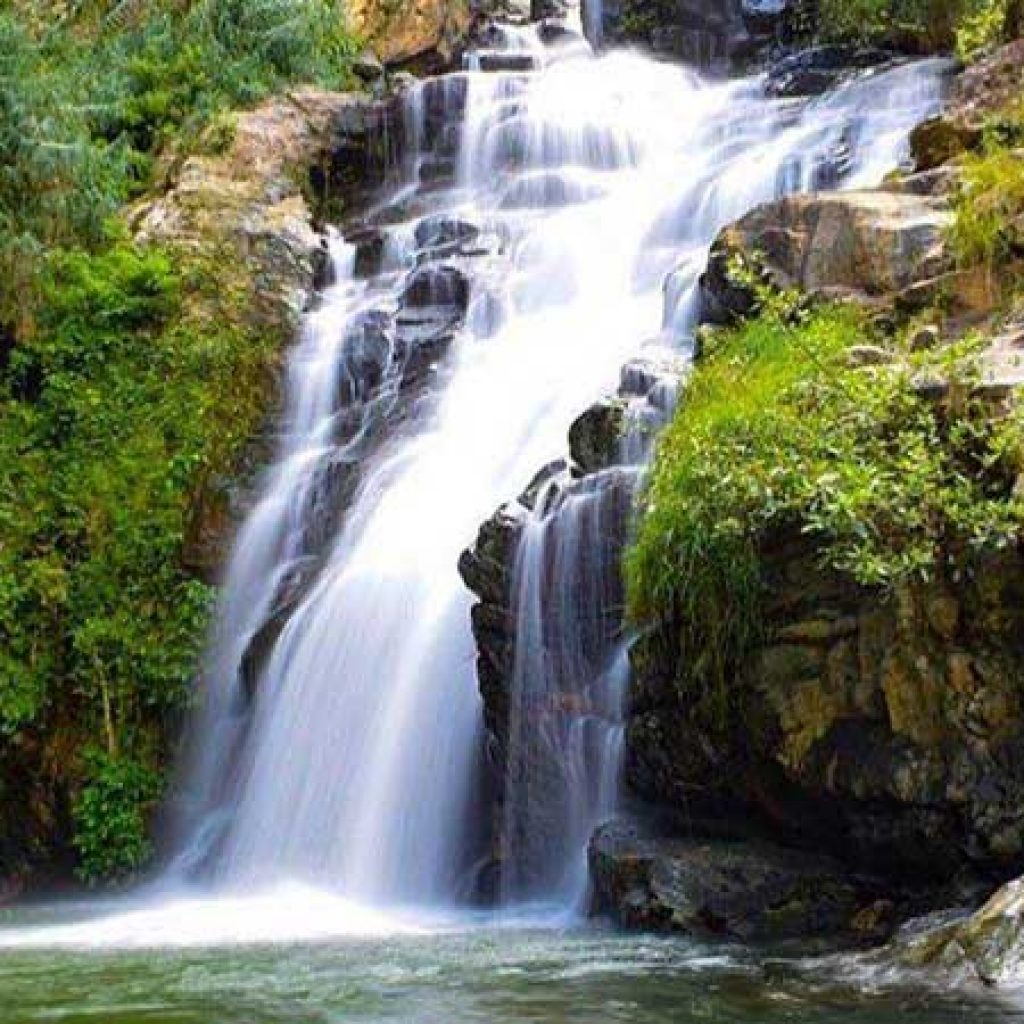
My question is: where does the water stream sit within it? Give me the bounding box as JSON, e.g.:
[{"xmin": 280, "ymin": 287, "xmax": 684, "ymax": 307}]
[
  {"xmin": 166, "ymin": 28, "xmax": 945, "ymax": 915},
  {"xmin": 0, "ymin": 17, "xmax": 997, "ymax": 1024}
]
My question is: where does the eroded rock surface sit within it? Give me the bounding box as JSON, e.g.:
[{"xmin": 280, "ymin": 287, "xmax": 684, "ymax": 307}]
[
  {"xmin": 589, "ymin": 819, "xmax": 892, "ymax": 941},
  {"xmin": 133, "ymin": 89, "xmax": 404, "ymax": 579},
  {"xmin": 348, "ymin": 0, "xmax": 472, "ymax": 71},
  {"xmin": 700, "ymin": 191, "xmax": 953, "ymax": 322},
  {"xmin": 629, "ymin": 526, "xmax": 1024, "ymax": 889},
  {"xmin": 887, "ymin": 879, "xmax": 1024, "ymax": 986}
]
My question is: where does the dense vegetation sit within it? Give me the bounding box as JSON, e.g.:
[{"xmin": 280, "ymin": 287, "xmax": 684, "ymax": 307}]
[
  {"xmin": 627, "ymin": 297, "xmax": 1024, "ymax": 717},
  {"xmin": 951, "ymin": 100, "xmax": 1024, "ymax": 274},
  {"xmin": 814, "ymin": 0, "xmax": 1021, "ymax": 53},
  {"xmin": 0, "ymin": 0, "xmax": 357, "ymax": 883}
]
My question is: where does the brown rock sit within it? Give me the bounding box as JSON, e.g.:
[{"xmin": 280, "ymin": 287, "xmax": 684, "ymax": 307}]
[
  {"xmin": 348, "ymin": 0, "xmax": 471, "ymax": 70},
  {"xmin": 700, "ymin": 191, "xmax": 953, "ymax": 322}
]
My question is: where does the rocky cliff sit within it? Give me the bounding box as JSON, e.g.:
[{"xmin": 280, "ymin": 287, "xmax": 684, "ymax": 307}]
[
  {"xmin": 460, "ymin": 37, "xmax": 1024, "ymax": 948},
  {"xmin": 605, "ymin": 40, "xmax": 1024, "ymax": 947}
]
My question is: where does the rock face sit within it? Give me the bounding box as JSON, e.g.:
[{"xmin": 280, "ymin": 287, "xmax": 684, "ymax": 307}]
[
  {"xmin": 583, "ymin": 0, "xmax": 793, "ymax": 69},
  {"xmin": 628, "ymin": 529, "xmax": 1024, "ymax": 888},
  {"xmin": 461, "ymin": 355, "xmax": 685, "ymax": 761},
  {"xmin": 347, "ymin": 0, "xmax": 471, "ymax": 71},
  {"xmin": 699, "ymin": 191, "xmax": 953, "ymax": 323},
  {"xmin": 134, "ymin": 88, "xmax": 404, "ymax": 580},
  {"xmin": 910, "ymin": 40, "xmax": 1024, "ymax": 171},
  {"xmin": 889, "ymin": 878, "xmax": 1024, "ymax": 986},
  {"xmin": 459, "ymin": 356, "xmax": 685, "ymax": 890},
  {"xmin": 589, "ymin": 819, "xmax": 892, "ymax": 941},
  {"xmin": 764, "ymin": 46, "xmax": 898, "ymax": 98}
]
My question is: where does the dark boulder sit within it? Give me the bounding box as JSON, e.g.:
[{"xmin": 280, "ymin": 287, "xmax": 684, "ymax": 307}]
[
  {"xmin": 414, "ymin": 215, "xmax": 481, "ymax": 255},
  {"xmin": 568, "ymin": 399, "xmax": 626, "ymax": 475},
  {"xmin": 348, "ymin": 226, "xmax": 389, "ymax": 278},
  {"xmin": 589, "ymin": 819, "xmax": 878, "ymax": 941},
  {"xmin": 401, "ymin": 264, "xmax": 471, "ymax": 312},
  {"xmin": 583, "ymin": 0, "xmax": 793, "ymax": 70},
  {"xmin": 765, "ymin": 47, "xmax": 896, "ymax": 99}
]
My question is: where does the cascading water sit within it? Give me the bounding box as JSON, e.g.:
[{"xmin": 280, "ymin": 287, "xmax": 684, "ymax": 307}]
[{"xmin": 159, "ymin": 23, "xmax": 945, "ymax": 921}]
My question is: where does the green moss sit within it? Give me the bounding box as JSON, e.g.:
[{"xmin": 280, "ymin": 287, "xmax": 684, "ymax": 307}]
[
  {"xmin": 627, "ymin": 303, "xmax": 1024, "ymax": 716},
  {"xmin": 950, "ymin": 103, "xmax": 1024, "ymax": 274}
]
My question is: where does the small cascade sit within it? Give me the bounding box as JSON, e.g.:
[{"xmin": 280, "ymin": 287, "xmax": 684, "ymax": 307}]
[
  {"xmin": 501, "ymin": 471, "xmax": 635, "ymax": 904},
  {"xmin": 167, "ymin": 10, "xmax": 945, "ymax": 919},
  {"xmin": 494, "ymin": 347, "xmax": 683, "ymax": 908}
]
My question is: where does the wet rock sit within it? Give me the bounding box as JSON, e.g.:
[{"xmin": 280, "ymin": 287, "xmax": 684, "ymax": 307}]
[
  {"xmin": 477, "ymin": 52, "xmax": 538, "ymax": 73},
  {"xmin": 394, "ymin": 317, "xmax": 458, "ymax": 388},
  {"xmin": 348, "ymin": 226, "xmax": 389, "ymax": 278},
  {"xmin": 584, "ymin": 0, "xmax": 792, "ymax": 69},
  {"xmin": 353, "ymin": 49, "xmax": 386, "ymax": 83},
  {"xmin": 499, "ymin": 172, "xmax": 606, "ymax": 210},
  {"xmin": 414, "ymin": 215, "xmax": 481, "ymax": 255},
  {"xmin": 532, "ymin": 0, "xmax": 573, "ymax": 19},
  {"xmin": 569, "ymin": 399, "xmax": 626, "ymax": 474},
  {"xmin": 419, "ymin": 156, "xmax": 458, "ymax": 187},
  {"xmin": 459, "ymin": 501, "xmax": 528, "ymax": 739},
  {"xmin": 401, "ymin": 264, "xmax": 471, "ymax": 311},
  {"xmin": 765, "ymin": 47, "xmax": 896, "ymax": 99},
  {"xmin": 888, "ymin": 879, "xmax": 1024, "ymax": 987},
  {"xmin": 536, "ymin": 18, "xmax": 579, "ymax": 45},
  {"xmin": 589, "ymin": 819, "xmax": 868, "ymax": 941},
  {"xmin": 239, "ymin": 564, "xmax": 311, "ymax": 698},
  {"xmin": 338, "ymin": 312, "xmax": 395, "ymax": 404}
]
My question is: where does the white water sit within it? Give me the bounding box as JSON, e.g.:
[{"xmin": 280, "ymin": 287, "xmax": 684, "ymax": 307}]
[{"xmin": 3, "ymin": 26, "xmax": 945, "ymax": 948}]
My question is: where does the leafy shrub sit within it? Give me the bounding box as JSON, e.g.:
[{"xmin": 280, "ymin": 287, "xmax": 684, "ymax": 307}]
[
  {"xmin": 72, "ymin": 750, "xmax": 161, "ymax": 883},
  {"xmin": 951, "ymin": 148, "xmax": 1024, "ymax": 269},
  {"xmin": 950, "ymin": 97, "xmax": 1024, "ymax": 274}
]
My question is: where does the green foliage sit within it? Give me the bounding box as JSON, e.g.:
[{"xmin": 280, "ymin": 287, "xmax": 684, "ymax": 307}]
[
  {"xmin": 72, "ymin": 750, "xmax": 162, "ymax": 883},
  {"xmin": 952, "ymin": 148, "xmax": 1024, "ymax": 269},
  {"xmin": 0, "ymin": 1, "xmax": 357, "ymax": 328},
  {"xmin": 627, "ymin": 304, "xmax": 1024, "ymax": 716},
  {"xmin": 950, "ymin": 100, "xmax": 1024, "ymax": 273},
  {"xmin": 0, "ymin": 0, "xmax": 357, "ymax": 882},
  {"xmin": 814, "ymin": 0, "xmax": 1016, "ymax": 50},
  {"xmin": 0, "ymin": 231, "xmax": 277, "ymax": 880},
  {"xmin": 0, "ymin": 240, "xmax": 220, "ymax": 745},
  {"xmin": 957, "ymin": 0, "xmax": 1011, "ymax": 54}
]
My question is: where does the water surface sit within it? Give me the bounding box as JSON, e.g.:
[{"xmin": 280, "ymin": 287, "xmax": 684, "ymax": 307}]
[{"xmin": 0, "ymin": 900, "xmax": 1020, "ymax": 1024}]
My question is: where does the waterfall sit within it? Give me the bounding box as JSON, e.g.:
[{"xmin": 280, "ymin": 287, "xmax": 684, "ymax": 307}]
[{"xmin": 167, "ymin": 22, "xmax": 944, "ymax": 917}]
